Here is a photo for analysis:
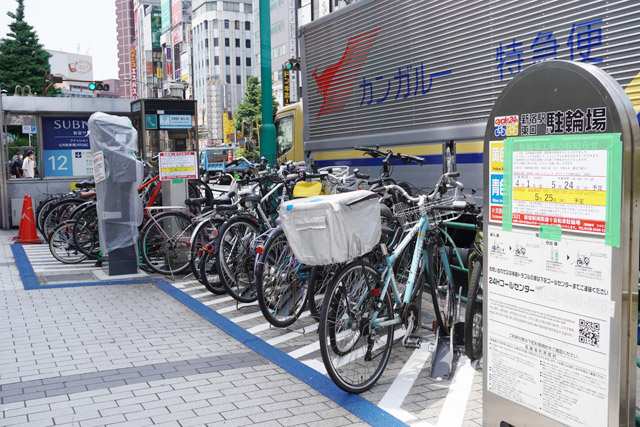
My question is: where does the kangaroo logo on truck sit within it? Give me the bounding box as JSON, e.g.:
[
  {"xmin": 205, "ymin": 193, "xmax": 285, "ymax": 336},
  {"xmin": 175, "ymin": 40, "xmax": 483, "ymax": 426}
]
[{"xmin": 312, "ymin": 28, "xmax": 380, "ymax": 118}]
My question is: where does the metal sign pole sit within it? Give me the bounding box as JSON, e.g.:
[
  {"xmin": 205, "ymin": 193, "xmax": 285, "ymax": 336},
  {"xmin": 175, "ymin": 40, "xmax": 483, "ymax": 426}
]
[{"xmin": 483, "ymin": 60, "xmax": 639, "ymax": 427}]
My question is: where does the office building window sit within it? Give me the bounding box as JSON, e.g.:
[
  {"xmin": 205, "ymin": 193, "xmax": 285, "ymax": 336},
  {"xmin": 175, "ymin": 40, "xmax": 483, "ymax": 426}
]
[
  {"xmin": 205, "ymin": 38, "xmax": 208, "ymax": 48},
  {"xmin": 245, "ymin": 21, "xmax": 251, "ymax": 31},
  {"xmin": 204, "ymin": 20, "xmax": 208, "ymax": 29},
  {"xmin": 225, "ymin": 56, "xmax": 230, "ymax": 65},
  {"xmin": 236, "ymin": 57, "xmax": 241, "ymax": 66},
  {"xmin": 226, "ymin": 75, "xmax": 231, "ymax": 83},
  {"xmin": 270, "ymin": 0, "xmax": 284, "ymax": 10},
  {"xmin": 271, "ymin": 20, "xmax": 284, "ymax": 35},
  {"xmin": 235, "ymin": 38, "xmax": 240, "ymax": 47},
  {"xmin": 224, "ymin": 20, "xmax": 229, "ymax": 29},
  {"xmin": 246, "ymin": 57, "xmax": 251, "ymax": 66},
  {"xmin": 235, "ymin": 20, "xmax": 240, "ymax": 30},
  {"xmin": 225, "ymin": 38, "xmax": 229, "ymax": 47},
  {"xmin": 215, "ymin": 56, "xmax": 219, "ymax": 65},
  {"xmin": 214, "ymin": 37, "xmax": 218, "ymax": 47},
  {"xmin": 245, "ymin": 39, "xmax": 251, "ymax": 48},
  {"xmin": 244, "ymin": 4, "xmax": 252, "ymax": 12},
  {"xmin": 272, "ymin": 44, "xmax": 285, "ymax": 58},
  {"xmin": 236, "ymin": 75, "xmax": 241, "ymax": 84},
  {"xmin": 223, "ymin": 2, "xmax": 240, "ymax": 11}
]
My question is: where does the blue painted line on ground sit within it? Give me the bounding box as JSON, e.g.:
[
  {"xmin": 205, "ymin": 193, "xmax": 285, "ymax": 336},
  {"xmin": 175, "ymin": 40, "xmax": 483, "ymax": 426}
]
[
  {"xmin": 10, "ymin": 243, "xmax": 409, "ymax": 427},
  {"xmin": 155, "ymin": 279, "xmax": 408, "ymax": 427}
]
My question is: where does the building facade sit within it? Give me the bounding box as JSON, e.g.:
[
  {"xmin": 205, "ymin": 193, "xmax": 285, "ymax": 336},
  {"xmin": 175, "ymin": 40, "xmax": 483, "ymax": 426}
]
[
  {"xmin": 191, "ymin": 0, "xmax": 254, "ymax": 144},
  {"xmin": 116, "ymin": 0, "xmax": 136, "ymax": 98}
]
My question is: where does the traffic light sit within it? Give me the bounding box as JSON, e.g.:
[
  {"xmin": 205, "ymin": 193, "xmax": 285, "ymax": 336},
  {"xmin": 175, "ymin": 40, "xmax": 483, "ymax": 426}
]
[
  {"xmin": 242, "ymin": 120, "xmax": 252, "ymax": 138},
  {"xmin": 44, "ymin": 73, "xmax": 64, "ymax": 84},
  {"xmin": 89, "ymin": 81, "xmax": 110, "ymax": 91},
  {"xmin": 284, "ymin": 58, "xmax": 301, "ymax": 71}
]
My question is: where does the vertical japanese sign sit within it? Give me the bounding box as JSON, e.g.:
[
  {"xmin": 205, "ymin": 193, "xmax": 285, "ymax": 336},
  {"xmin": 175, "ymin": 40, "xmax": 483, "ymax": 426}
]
[
  {"xmin": 282, "ymin": 68, "xmax": 291, "ymax": 107},
  {"xmin": 171, "ymin": 0, "xmax": 182, "ymax": 26},
  {"xmin": 42, "ymin": 117, "xmax": 93, "ymax": 177},
  {"xmin": 288, "ymin": 0, "xmax": 298, "ymax": 102},
  {"xmin": 161, "ymin": 0, "xmax": 171, "ymax": 33},
  {"xmin": 130, "ymin": 46, "xmax": 138, "ymax": 98},
  {"xmin": 489, "ymin": 141, "xmax": 504, "ymax": 221}
]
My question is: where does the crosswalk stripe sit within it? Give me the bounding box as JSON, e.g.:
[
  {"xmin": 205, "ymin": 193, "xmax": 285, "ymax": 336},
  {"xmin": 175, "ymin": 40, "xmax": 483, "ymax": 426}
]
[
  {"xmin": 187, "ymin": 291, "xmax": 211, "ymax": 298},
  {"xmin": 217, "ymin": 301, "xmax": 258, "ymax": 314},
  {"xmin": 202, "ymin": 296, "xmax": 234, "ymax": 306},
  {"xmin": 267, "ymin": 321, "xmax": 318, "ymax": 346},
  {"xmin": 230, "ymin": 310, "xmax": 265, "ymax": 324}
]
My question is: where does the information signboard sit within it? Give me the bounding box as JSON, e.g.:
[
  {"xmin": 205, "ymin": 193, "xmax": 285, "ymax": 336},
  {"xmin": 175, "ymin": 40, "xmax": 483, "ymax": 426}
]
[
  {"xmin": 159, "ymin": 114, "xmax": 191, "ymax": 129},
  {"xmin": 42, "ymin": 117, "xmax": 93, "ymax": 177},
  {"xmin": 483, "ymin": 61, "xmax": 638, "ymax": 427},
  {"xmin": 159, "ymin": 151, "xmax": 197, "ymax": 181}
]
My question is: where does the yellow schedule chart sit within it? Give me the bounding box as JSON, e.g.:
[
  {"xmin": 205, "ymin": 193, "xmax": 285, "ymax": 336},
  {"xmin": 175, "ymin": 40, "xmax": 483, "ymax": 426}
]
[{"xmin": 513, "ymin": 187, "xmax": 606, "ymax": 206}]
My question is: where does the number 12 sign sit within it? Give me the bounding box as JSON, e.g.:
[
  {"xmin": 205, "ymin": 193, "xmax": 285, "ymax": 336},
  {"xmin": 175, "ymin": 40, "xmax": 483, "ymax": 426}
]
[{"xmin": 42, "ymin": 117, "xmax": 94, "ymax": 177}]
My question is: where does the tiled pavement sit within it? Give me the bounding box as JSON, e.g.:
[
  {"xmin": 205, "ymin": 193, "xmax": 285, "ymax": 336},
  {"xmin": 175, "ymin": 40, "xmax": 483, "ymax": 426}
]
[{"xmin": 0, "ymin": 229, "xmax": 484, "ymax": 426}]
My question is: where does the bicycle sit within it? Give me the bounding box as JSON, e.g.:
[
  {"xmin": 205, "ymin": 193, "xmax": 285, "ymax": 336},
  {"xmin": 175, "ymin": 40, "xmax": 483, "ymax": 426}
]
[
  {"xmin": 317, "ymin": 172, "xmax": 467, "ymax": 393},
  {"xmin": 464, "ymin": 212, "xmax": 483, "ymax": 361}
]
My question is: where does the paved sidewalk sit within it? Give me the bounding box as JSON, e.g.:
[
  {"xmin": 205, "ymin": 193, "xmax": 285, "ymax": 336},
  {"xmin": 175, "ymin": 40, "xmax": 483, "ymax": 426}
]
[{"xmin": 0, "ymin": 230, "xmax": 371, "ymax": 427}]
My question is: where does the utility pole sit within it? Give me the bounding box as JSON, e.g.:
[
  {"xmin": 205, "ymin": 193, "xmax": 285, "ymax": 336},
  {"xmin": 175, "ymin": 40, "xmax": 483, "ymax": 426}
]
[{"xmin": 259, "ymin": 0, "xmax": 276, "ymax": 165}]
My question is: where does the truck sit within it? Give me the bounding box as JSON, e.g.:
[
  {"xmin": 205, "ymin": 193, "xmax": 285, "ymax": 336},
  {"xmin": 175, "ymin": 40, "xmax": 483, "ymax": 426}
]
[
  {"xmin": 199, "ymin": 145, "xmax": 250, "ymax": 182},
  {"xmin": 274, "ymin": 0, "xmax": 640, "ymax": 194}
]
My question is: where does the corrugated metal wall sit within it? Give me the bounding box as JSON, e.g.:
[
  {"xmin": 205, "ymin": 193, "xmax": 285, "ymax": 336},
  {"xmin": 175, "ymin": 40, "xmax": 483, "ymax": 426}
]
[{"xmin": 300, "ymin": 0, "xmax": 640, "ymax": 143}]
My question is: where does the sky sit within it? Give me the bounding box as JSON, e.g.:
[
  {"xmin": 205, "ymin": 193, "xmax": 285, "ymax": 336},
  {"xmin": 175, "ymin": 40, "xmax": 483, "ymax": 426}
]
[{"xmin": 0, "ymin": 0, "xmax": 119, "ymax": 81}]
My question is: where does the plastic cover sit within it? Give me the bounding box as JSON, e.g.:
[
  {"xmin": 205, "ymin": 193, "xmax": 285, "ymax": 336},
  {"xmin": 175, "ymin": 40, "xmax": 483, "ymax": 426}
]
[
  {"xmin": 279, "ymin": 190, "xmax": 381, "ymax": 265},
  {"xmin": 88, "ymin": 112, "xmax": 144, "ymax": 254}
]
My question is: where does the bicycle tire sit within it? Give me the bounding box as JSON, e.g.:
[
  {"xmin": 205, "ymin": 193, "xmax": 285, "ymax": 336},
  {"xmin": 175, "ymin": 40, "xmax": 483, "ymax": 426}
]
[
  {"xmin": 42, "ymin": 198, "xmax": 85, "ymax": 242},
  {"xmin": 140, "ymin": 211, "xmax": 194, "ymax": 275},
  {"xmin": 36, "ymin": 196, "xmax": 61, "ymax": 235},
  {"xmin": 49, "ymin": 220, "xmax": 90, "ymax": 264},
  {"xmin": 72, "ymin": 204, "xmax": 100, "ymax": 259},
  {"xmin": 198, "ymin": 246, "xmax": 226, "ymax": 295},
  {"xmin": 189, "ymin": 216, "xmax": 224, "ymax": 281},
  {"xmin": 428, "ymin": 238, "xmax": 456, "ymax": 336},
  {"xmin": 307, "ymin": 264, "xmax": 339, "ymax": 320},
  {"xmin": 187, "ymin": 179, "xmax": 214, "ymax": 215},
  {"xmin": 255, "ymin": 228, "xmax": 309, "ymax": 328},
  {"xmin": 319, "ymin": 262, "xmax": 394, "ymax": 394},
  {"xmin": 464, "ymin": 259, "xmax": 483, "ymax": 360},
  {"xmin": 215, "ymin": 216, "xmax": 260, "ymax": 303}
]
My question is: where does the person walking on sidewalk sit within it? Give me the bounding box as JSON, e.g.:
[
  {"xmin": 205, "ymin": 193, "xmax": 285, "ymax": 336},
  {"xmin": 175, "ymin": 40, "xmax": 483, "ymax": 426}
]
[{"xmin": 22, "ymin": 150, "xmax": 36, "ymax": 178}]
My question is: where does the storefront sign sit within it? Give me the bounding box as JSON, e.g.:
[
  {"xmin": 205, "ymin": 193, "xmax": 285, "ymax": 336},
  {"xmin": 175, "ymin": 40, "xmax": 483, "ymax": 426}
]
[
  {"xmin": 42, "ymin": 117, "xmax": 93, "ymax": 177},
  {"xmin": 159, "ymin": 151, "xmax": 197, "ymax": 181}
]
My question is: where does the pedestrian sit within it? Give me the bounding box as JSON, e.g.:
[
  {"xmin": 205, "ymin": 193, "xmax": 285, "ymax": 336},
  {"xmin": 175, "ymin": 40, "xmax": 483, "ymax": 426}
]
[
  {"xmin": 10, "ymin": 152, "xmax": 23, "ymax": 177},
  {"xmin": 22, "ymin": 150, "xmax": 36, "ymax": 178}
]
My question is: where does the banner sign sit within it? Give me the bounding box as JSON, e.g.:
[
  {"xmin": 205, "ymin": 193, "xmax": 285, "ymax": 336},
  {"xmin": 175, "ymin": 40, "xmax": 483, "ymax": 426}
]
[
  {"xmin": 42, "ymin": 117, "xmax": 93, "ymax": 177},
  {"xmin": 131, "ymin": 46, "xmax": 138, "ymax": 98}
]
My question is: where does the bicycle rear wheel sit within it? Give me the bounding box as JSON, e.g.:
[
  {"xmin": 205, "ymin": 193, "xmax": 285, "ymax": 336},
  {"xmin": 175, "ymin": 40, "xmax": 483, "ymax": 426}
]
[
  {"xmin": 42, "ymin": 198, "xmax": 84, "ymax": 242},
  {"xmin": 73, "ymin": 204, "xmax": 100, "ymax": 259},
  {"xmin": 307, "ymin": 264, "xmax": 340, "ymax": 320},
  {"xmin": 255, "ymin": 228, "xmax": 309, "ymax": 328},
  {"xmin": 189, "ymin": 217, "xmax": 223, "ymax": 281},
  {"xmin": 464, "ymin": 259, "xmax": 483, "ymax": 360},
  {"xmin": 215, "ymin": 216, "xmax": 260, "ymax": 303},
  {"xmin": 198, "ymin": 243, "xmax": 226, "ymax": 295},
  {"xmin": 428, "ymin": 239, "xmax": 456, "ymax": 336},
  {"xmin": 49, "ymin": 220, "xmax": 90, "ymax": 264},
  {"xmin": 319, "ymin": 262, "xmax": 394, "ymax": 394},
  {"xmin": 140, "ymin": 211, "xmax": 194, "ymax": 275}
]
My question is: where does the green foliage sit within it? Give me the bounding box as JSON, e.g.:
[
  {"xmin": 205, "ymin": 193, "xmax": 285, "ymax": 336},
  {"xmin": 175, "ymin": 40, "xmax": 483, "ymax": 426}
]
[
  {"xmin": 234, "ymin": 76, "xmax": 280, "ymax": 139},
  {"xmin": 234, "ymin": 148, "xmax": 260, "ymax": 161},
  {"xmin": 0, "ymin": 0, "xmax": 57, "ymax": 96}
]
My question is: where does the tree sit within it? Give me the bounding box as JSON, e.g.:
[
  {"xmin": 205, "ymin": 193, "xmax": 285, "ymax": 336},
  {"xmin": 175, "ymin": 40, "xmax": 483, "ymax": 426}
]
[
  {"xmin": 0, "ymin": 0, "xmax": 56, "ymax": 96},
  {"xmin": 234, "ymin": 76, "xmax": 279, "ymax": 140}
]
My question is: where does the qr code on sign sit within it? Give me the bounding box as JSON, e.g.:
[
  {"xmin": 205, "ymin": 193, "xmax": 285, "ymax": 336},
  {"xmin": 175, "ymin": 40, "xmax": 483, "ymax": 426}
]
[{"xmin": 578, "ymin": 319, "xmax": 600, "ymax": 347}]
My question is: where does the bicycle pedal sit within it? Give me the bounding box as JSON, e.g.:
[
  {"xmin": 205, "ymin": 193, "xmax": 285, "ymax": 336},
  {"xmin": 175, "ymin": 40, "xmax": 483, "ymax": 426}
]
[{"xmin": 404, "ymin": 336, "xmax": 422, "ymax": 349}]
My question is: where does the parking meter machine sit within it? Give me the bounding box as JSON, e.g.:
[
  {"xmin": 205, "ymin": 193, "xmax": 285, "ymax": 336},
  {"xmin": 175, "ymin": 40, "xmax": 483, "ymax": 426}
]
[{"xmin": 88, "ymin": 112, "xmax": 144, "ymax": 275}]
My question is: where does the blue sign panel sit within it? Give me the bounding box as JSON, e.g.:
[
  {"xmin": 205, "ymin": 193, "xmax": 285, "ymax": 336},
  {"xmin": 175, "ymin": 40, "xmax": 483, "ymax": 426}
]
[
  {"xmin": 159, "ymin": 114, "xmax": 192, "ymax": 129},
  {"xmin": 490, "ymin": 173, "xmax": 503, "ymax": 204},
  {"xmin": 42, "ymin": 117, "xmax": 93, "ymax": 177}
]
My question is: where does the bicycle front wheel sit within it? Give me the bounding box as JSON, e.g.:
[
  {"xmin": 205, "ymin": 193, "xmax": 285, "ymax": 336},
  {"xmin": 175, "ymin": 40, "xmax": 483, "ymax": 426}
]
[
  {"xmin": 215, "ymin": 216, "xmax": 260, "ymax": 303},
  {"xmin": 255, "ymin": 228, "xmax": 309, "ymax": 328},
  {"xmin": 189, "ymin": 217, "xmax": 223, "ymax": 281},
  {"xmin": 428, "ymin": 239, "xmax": 456, "ymax": 336},
  {"xmin": 49, "ymin": 220, "xmax": 89, "ymax": 264},
  {"xmin": 319, "ymin": 262, "xmax": 394, "ymax": 394},
  {"xmin": 73, "ymin": 205, "xmax": 100, "ymax": 259},
  {"xmin": 140, "ymin": 211, "xmax": 194, "ymax": 275},
  {"xmin": 464, "ymin": 259, "xmax": 483, "ymax": 360},
  {"xmin": 198, "ymin": 243, "xmax": 226, "ymax": 295}
]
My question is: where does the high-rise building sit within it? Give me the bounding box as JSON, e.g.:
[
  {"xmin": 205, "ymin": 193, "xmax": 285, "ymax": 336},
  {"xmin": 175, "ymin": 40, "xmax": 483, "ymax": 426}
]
[
  {"xmin": 116, "ymin": 0, "xmax": 136, "ymax": 98},
  {"xmin": 159, "ymin": 0, "xmax": 193, "ymax": 98},
  {"xmin": 133, "ymin": 0, "xmax": 163, "ymax": 98},
  {"xmin": 191, "ymin": 0, "xmax": 254, "ymax": 144}
]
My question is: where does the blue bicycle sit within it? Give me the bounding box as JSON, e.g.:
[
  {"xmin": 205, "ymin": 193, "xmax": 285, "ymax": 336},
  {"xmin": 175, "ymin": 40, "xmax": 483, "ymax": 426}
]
[{"xmin": 318, "ymin": 172, "xmax": 468, "ymax": 393}]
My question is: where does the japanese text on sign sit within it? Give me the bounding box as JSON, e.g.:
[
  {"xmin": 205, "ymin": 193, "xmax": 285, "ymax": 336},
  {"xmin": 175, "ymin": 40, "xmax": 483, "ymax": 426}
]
[
  {"xmin": 496, "ymin": 18, "xmax": 603, "ymax": 81},
  {"xmin": 490, "ymin": 141, "xmax": 504, "ymax": 222},
  {"xmin": 159, "ymin": 151, "xmax": 198, "ymax": 181},
  {"xmin": 511, "ymin": 149, "xmax": 608, "ymax": 233}
]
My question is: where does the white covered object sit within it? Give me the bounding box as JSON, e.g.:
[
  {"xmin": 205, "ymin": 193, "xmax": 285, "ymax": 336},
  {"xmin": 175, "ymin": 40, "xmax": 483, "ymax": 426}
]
[{"xmin": 279, "ymin": 190, "xmax": 381, "ymax": 265}]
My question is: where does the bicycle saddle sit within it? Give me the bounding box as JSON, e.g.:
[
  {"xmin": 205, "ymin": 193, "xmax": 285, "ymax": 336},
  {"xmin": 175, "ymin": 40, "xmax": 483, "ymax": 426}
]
[
  {"xmin": 211, "ymin": 191, "xmax": 236, "ymax": 205},
  {"xmin": 78, "ymin": 191, "xmax": 96, "ymax": 199},
  {"xmin": 75, "ymin": 180, "xmax": 95, "ymax": 188},
  {"xmin": 185, "ymin": 197, "xmax": 208, "ymax": 206}
]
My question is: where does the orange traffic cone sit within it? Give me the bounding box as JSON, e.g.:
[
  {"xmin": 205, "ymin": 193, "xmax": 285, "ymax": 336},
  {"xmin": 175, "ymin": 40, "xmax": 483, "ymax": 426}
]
[
  {"xmin": 227, "ymin": 149, "xmax": 233, "ymax": 163},
  {"xmin": 14, "ymin": 195, "xmax": 42, "ymax": 244}
]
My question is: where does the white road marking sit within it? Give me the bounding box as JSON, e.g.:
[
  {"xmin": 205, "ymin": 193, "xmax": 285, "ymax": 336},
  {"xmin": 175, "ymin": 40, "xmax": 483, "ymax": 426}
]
[
  {"xmin": 378, "ymin": 343, "xmax": 432, "ymax": 419},
  {"xmin": 202, "ymin": 296, "xmax": 235, "ymax": 306},
  {"xmin": 435, "ymin": 356, "xmax": 477, "ymax": 427},
  {"xmin": 217, "ymin": 301, "xmax": 258, "ymax": 314},
  {"xmin": 187, "ymin": 291, "xmax": 212, "ymax": 298},
  {"xmin": 302, "ymin": 359, "xmax": 327, "ymax": 375},
  {"xmin": 287, "ymin": 341, "xmax": 320, "ymax": 359},
  {"xmin": 246, "ymin": 322, "xmax": 272, "ymax": 334},
  {"xmin": 230, "ymin": 310, "xmax": 265, "ymax": 324},
  {"xmin": 267, "ymin": 322, "xmax": 318, "ymax": 346},
  {"xmin": 171, "ymin": 280, "xmax": 200, "ymax": 289}
]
